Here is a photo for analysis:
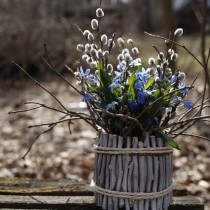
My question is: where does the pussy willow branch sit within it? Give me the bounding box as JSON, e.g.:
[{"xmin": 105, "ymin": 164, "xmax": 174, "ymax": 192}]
[
  {"xmin": 144, "ymin": 31, "xmax": 206, "ymax": 69},
  {"xmin": 42, "ymin": 44, "xmax": 83, "ymax": 96},
  {"xmin": 144, "ymin": 31, "xmax": 208, "ymax": 115}
]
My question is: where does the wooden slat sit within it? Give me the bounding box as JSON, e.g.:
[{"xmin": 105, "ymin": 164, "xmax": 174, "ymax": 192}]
[
  {"xmin": 0, "ymin": 179, "xmax": 204, "ymax": 210},
  {"xmin": 0, "ymin": 179, "xmax": 92, "ymax": 196},
  {"xmin": 0, "ymin": 195, "xmax": 204, "ymax": 210}
]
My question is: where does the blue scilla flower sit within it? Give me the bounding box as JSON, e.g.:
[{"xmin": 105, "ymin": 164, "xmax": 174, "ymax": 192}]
[
  {"xmin": 83, "ymin": 94, "xmax": 94, "ymax": 102},
  {"xmin": 118, "ymin": 62, "xmax": 126, "ymax": 72},
  {"xmin": 129, "ymin": 100, "xmax": 138, "ymax": 111},
  {"xmin": 109, "ymin": 78, "xmax": 121, "ymax": 93},
  {"xmin": 170, "ymin": 75, "xmax": 177, "ymax": 83},
  {"xmin": 178, "ymin": 83, "xmax": 189, "ymax": 97},
  {"xmin": 182, "ymin": 87, "xmax": 189, "ymax": 97},
  {"xmin": 147, "ymin": 119, "xmax": 153, "ymax": 126},
  {"xmin": 114, "ymin": 70, "xmax": 124, "ymax": 82},
  {"xmin": 105, "ymin": 101, "xmax": 118, "ymax": 110},
  {"xmin": 135, "ymin": 69, "xmax": 150, "ymax": 84},
  {"xmin": 184, "ymin": 101, "xmax": 193, "ymax": 109},
  {"xmin": 134, "ymin": 80, "xmax": 144, "ymax": 90},
  {"xmin": 78, "ymin": 67, "xmax": 95, "ymax": 80},
  {"xmin": 130, "ymin": 58, "xmax": 141, "ymax": 67},
  {"xmin": 137, "ymin": 90, "xmax": 146, "ymax": 105},
  {"xmin": 173, "ymin": 96, "xmax": 182, "ymax": 104}
]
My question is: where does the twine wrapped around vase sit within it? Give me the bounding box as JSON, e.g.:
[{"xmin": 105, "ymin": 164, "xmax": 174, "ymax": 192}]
[{"xmin": 92, "ymin": 131, "xmax": 173, "ymax": 210}]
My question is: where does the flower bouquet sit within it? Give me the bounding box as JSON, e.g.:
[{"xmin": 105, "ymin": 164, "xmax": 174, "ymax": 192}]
[{"xmin": 11, "ymin": 5, "xmax": 210, "ymax": 210}]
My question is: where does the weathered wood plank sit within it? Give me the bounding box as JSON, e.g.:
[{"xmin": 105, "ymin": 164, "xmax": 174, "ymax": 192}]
[
  {"xmin": 0, "ymin": 179, "xmax": 92, "ymax": 196},
  {"xmin": 0, "ymin": 179, "xmax": 188, "ymax": 196},
  {"xmin": 0, "ymin": 179, "xmax": 204, "ymax": 210},
  {"xmin": 0, "ymin": 195, "xmax": 204, "ymax": 210},
  {"xmin": 170, "ymin": 196, "xmax": 204, "ymax": 210}
]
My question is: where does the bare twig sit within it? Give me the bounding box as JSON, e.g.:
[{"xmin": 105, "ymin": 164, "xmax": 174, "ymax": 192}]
[
  {"xmin": 162, "ymin": 115, "xmax": 210, "ymax": 130},
  {"xmin": 27, "ymin": 117, "xmax": 82, "ymax": 128},
  {"xmin": 11, "ymin": 61, "xmax": 69, "ymax": 113},
  {"xmin": 144, "ymin": 31, "xmax": 206, "ymax": 69},
  {"xmin": 8, "ymin": 106, "xmax": 42, "ymax": 114},
  {"xmin": 42, "ymin": 45, "xmax": 83, "ymax": 95},
  {"xmin": 172, "ymin": 132, "xmax": 210, "ymax": 142},
  {"xmin": 95, "ymin": 108, "xmax": 145, "ymax": 138},
  {"xmin": 22, "ymin": 115, "xmax": 66, "ymax": 159}
]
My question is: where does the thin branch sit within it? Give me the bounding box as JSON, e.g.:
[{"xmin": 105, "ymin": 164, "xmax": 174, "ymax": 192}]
[
  {"xmin": 95, "ymin": 108, "xmax": 145, "ymax": 138},
  {"xmin": 144, "ymin": 31, "xmax": 206, "ymax": 69},
  {"xmin": 8, "ymin": 106, "xmax": 42, "ymax": 114},
  {"xmin": 25, "ymin": 101, "xmax": 91, "ymax": 118},
  {"xmin": 206, "ymin": 48, "xmax": 210, "ymax": 66},
  {"xmin": 173, "ymin": 132, "xmax": 210, "ymax": 142},
  {"xmin": 162, "ymin": 115, "xmax": 210, "ymax": 130},
  {"xmin": 11, "ymin": 61, "xmax": 69, "ymax": 113},
  {"xmin": 42, "ymin": 45, "xmax": 83, "ymax": 95},
  {"xmin": 27, "ymin": 117, "xmax": 82, "ymax": 128},
  {"xmin": 22, "ymin": 115, "xmax": 66, "ymax": 159}
]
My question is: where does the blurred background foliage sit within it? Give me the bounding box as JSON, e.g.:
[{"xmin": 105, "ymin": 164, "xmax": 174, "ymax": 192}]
[{"xmin": 0, "ymin": 0, "xmax": 209, "ymax": 78}]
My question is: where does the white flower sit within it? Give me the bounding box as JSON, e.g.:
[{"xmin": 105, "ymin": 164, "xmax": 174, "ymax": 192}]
[
  {"xmin": 90, "ymin": 61, "xmax": 97, "ymax": 68},
  {"xmin": 83, "ymin": 30, "xmax": 90, "ymax": 38},
  {"xmin": 168, "ymin": 49, "xmax": 174, "ymax": 55},
  {"xmin": 132, "ymin": 47, "xmax": 139, "ymax": 55},
  {"xmin": 97, "ymin": 49, "xmax": 103, "ymax": 58},
  {"xmin": 103, "ymin": 51, "xmax": 109, "ymax": 60},
  {"xmin": 108, "ymin": 39, "xmax": 115, "ymax": 47},
  {"xmin": 171, "ymin": 53, "xmax": 178, "ymax": 61},
  {"xmin": 117, "ymin": 37, "xmax": 124, "ymax": 47},
  {"xmin": 85, "ymin": 44, "xmax": 91, "ymax": 50},
  {"xmin": 122, "ymin": 48, "xmax": 129, "ymax": 54},
  {"xmin": 101, "ymin": 34, "xmax": 108, "ymax": 45},
  {"xmin": 124, "ymin": 53, "xmax": 132, "ymax": 62},
  {"xmin": 165, "ymin": 67, "xmax": 171, "ymax": 74},
  {"xmin": 174, "ymin": 28, "xmax": 183, "ymax": 37},
  {"xmin": 82, "ymin": 54, "xmax": 89, "ymax": 61},
  {"xmin": 96, "ymin": 8, "xmax": 104, "ymax": 17},
  {"xmin": 148, "ymin": 57, "xmax": 155, "ymax": 65},
  {"xmin": 86, "ymin": 57, "xmax": 92, "ymax": 64},
  {"xmin": 88, "ymin": 33, "xmax": 94, "ymax": 42},
  {"xmin": 90, "ymin": 48, "xmax": 97, "ymax": 57},
  {"xmin": 117, "ymin": 54, "xmax": 124, "ymax": 61},
  {"xmin": 149, "ymin": 67, "xmax": 156, "ymax": 75},
  {"xmin": 127, "ymin": 38, "xmax": 134, "ymax": 44},
  {"xmin": 107, "ymin": 64, "xmax": 113, "ymax": 72},
  {"xmin": 76, "ymin": 44, "xmax": 84, "ymax": 52},
  {"xmin": 91, "ymin": 19, "xmax": 98, "ymax": 30},
  {"xmin": 178, "ymin": 72, "xmax": 186, "ymax": 82},
  {"xmin": 158, "ymin": 52, "xmax": 164, "ymax": 60}
]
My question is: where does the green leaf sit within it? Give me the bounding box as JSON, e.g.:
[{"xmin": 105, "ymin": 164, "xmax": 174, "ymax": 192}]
[
  {"xmin": 127, "ymin": 72, "xmax": 136, "ymax": 99},
  {"xmin": 97, "ymin": 62, "xmax": 113, "ymax": 102},
  {"xmin": 145, "ymin": 77, "xmax": 155, "ymax": 89},
  {"xmin": 137, "ymin": 64, "xmax": 142, "ymax": 72},
  {"xmin": 156, "ymin": 130, "xmax": 180, "ymax": 150}
]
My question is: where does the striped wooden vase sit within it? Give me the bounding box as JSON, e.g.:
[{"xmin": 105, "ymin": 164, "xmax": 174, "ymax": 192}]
[{"xmin": 92, "ymin": 131, "xmax": 173, "ymax": 210}]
